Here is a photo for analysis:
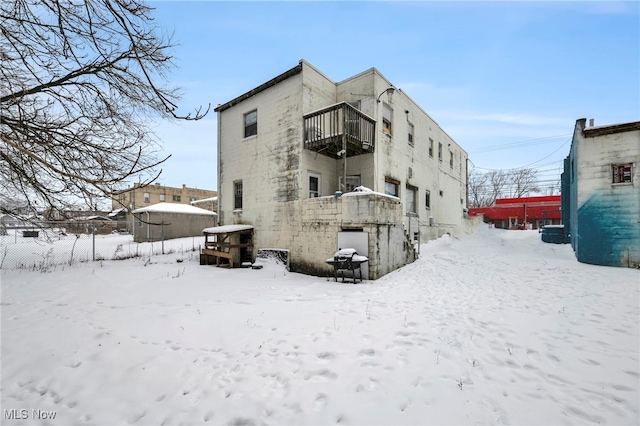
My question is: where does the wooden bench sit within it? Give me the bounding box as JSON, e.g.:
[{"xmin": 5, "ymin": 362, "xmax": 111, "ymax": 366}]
[{"xmin": 200, "ymin": 225, "xmax": 254, "ymax": 268}]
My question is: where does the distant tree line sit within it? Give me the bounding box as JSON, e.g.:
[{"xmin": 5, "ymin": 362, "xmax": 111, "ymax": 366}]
[{"xmin": 468, "ymin": 168, "xmax": 541, "ymax": 208}]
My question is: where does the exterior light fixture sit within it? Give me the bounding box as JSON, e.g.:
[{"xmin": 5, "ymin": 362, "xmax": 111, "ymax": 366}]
[{"xmin": 376, "ymin": 86, "xmax": 396, "ymax": 103}]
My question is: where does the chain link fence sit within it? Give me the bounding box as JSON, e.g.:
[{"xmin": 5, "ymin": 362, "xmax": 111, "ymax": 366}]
[{"xmin": 0, "ymin": 220, "xmax": 205, "ymax": 270}]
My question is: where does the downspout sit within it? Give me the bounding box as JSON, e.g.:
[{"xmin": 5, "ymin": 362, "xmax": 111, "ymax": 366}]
[
  {"xmin": 217, "ymin": 110, "xmax": 222, "ymax": 226},
  {"xmin": 146, "ymin": 211, "xmax": 150, "ymax": 242}
]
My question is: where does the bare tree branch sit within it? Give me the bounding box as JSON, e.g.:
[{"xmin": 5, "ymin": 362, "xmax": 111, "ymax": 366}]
[
  {"xmin": 0, "ymin": 0, "xmax": 210, "ymax": 217},
  {"xmin": 468, "ymin": 167, "xmax": 541, "ymax": 207}
]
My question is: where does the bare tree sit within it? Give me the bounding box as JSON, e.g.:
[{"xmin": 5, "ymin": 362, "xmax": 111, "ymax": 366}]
[
  {"xmin": 486, "ymin": 170, "xmax": 509, "ymax": 206},
  {"xmin": 468, "ymin": 167, "xmax": 542, "ymax": 207},
  {"xmin": 468, "ymin": 169, "xmax": 490, "ymax": 208},
  {"xmin": 510, "ymin": 168, "xmax": 540, "ymax": 198},
  {"xmin": 0, "ymin": 0, "xmax": 208, "ymax": 217}
]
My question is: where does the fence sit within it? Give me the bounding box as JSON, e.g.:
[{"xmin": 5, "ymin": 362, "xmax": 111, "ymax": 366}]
[{"xmin": 0, "ymin": 220, "xmax": 206, "ymax": 270}]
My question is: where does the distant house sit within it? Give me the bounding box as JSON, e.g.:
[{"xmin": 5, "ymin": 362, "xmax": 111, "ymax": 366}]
[
  {"xmin": 132, "ymin": 203, "xmax": 217, "ymax": 243},
  {"xmin": 562, "ymin": 118, "xmax": 640, "ymax": 268},
  {"xmin": 468, "ymin": 195, "xmax": 561, "ymax": 230},
  {"xmin": 214, "ymin": 59, "xmax": 471, "ymax": 279},
  {"xmin": 112, "ymin": 183, "xmax": 217, "ymax": 233}
]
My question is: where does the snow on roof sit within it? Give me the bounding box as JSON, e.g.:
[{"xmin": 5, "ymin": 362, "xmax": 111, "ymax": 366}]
[
  {"xmin": 202, "ymin": 224, "xmax": 254, "ymax": 234},
  {"xmin": 341, "ymin": 187, "xmax": 399, "ymax": 200},
  {"xmin": 85, "ymin": 215, "xmax": 112, "ymax": 221},
  {"xmin": 190, "ymin": 197, "xmax": 218, "ymax": 205},
  {"xmin": 132, "ymin": 202, "xmax": 217, "ymax": 215},
  {"xmin": 108, "ymin": 208, "xmax": 127, "ymax": 216}
]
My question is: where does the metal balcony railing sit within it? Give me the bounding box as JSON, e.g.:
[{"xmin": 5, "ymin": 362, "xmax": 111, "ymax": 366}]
[{"xmin": 303, "ymin": 102, "xmax": 376, "ymax": 158}]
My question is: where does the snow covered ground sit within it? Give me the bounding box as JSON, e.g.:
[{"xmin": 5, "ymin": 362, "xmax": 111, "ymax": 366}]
[{"xmin": 1, "ymin": 226, "xmax": 638, "ymax": 425}]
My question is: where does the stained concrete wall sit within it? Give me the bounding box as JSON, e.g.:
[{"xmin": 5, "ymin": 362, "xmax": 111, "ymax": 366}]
[
  {"xmin": 217, "ymin": 60, "xmax": 472, "ymax": 278},
  {"xmin": 568, "ymin": 119, "xmax": 640, "ymax": 267}
]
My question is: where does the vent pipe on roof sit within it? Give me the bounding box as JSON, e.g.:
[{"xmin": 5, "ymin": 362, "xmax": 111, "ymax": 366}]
[{"xmin": 589, "ymin": 118, "xmax": 594, "ymax": 127}]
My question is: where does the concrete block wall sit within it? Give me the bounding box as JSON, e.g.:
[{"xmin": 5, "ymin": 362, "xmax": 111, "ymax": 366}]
[{"xmin": 571, "ymin": 122, "xmax": 640, "ymax": 267}]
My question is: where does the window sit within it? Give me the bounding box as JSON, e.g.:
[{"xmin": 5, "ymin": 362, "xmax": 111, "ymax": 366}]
[
  {"xmin": 234, "ymin": 181, "xmax": 243, "ymax": 209},
  {"xmin": 382, "ymin": 103, "xmax": 392, "ymax": 134},
  {"xmin": 429, "ymin": 138, "xmax": 434, "ymax": 158},
  {"xmin": 309, "ymin": 172, "xmax": 321, "ymax": 198},
  {"xmin": 172, "ymin": 195, "xmax": 181, "ymax": 202},
  {"xmin": 159, "ymin": 194, "xmax": 165, "ymax": 202},
  {"xmin": 384, "ymin": 177, "xmax": 399, "ymax": 197},
  {"xmin": 244, "ymin": 110, "xmax": 257, "ymax": 138},
  {"xmin": 449, "ymin": 150, "xmax": 454, "ymax": 168},
  {"xmin": 339, "ymin": 175, "xmax": 361, "ymax": 193},
  {"xmin": 612, "ymin": 163, "xmax": 632, "ymax": 184},
  {"xmin": 190, "ymin": 197, "xmax": 197, "ymax": 202},
  {"xmin": 406, "ymin": 185, "xmax": 417, "ymax": 213},
  {"xmin": 425, "ymin": 190, "xmax": 431, "ymax": 208},
  {"xmin": 438, "ymin": 143, "xmax": 443, "ymax": 162},
  {"xmin": 143, "ymin": 192, "xmax": 150, "ymax": 203},
  {"xmin": 408, "ymin": 123, "xmax": 414, "ymax": 146}
]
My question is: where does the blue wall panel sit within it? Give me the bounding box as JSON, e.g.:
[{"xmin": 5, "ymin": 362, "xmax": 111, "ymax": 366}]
[{"xmin": 576, "ymin": 190, "xmax": 640, "ymax": 267}]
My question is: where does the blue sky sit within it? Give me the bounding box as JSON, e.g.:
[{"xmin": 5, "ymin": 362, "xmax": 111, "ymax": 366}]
[{"xmin": 147, "ymin": 1, "xmax": 639, "ymax": 194}]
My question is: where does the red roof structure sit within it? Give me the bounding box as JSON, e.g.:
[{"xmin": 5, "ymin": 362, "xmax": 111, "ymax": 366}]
[{"xmin": 468, "ymin": 195, "xmax": 561, "ymax": 230}]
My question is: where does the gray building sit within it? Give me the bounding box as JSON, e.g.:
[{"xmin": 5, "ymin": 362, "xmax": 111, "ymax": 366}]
[{"xmin": 132, "ymin": 203, "xmax": 217, "ymax": 243}]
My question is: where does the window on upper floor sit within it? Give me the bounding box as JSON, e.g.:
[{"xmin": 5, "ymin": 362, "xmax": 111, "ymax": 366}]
[
  {"xmin": 172, "ymin": 195, "xmax": 181, "ymax": 202},
  {"xmin": 159, "ymin": 194, "xmax": 165, "ymax": 202},
  {"xmin": 244, "ymin": 110, "xmax": 257, "ymax": 138},
  {"xmin": 234, "ymin": 180, "xmax": 243, "ymax": 209},
  {"xmin": 429, "ymin": 138, "xmax": 434, "ymax": 158},
  {"xmin": 438, "ymin": 142, "xmax": 443, "ymax": 162},
  {"xmin": 612, "ymin": 163, "xmax": 632, "ymax": 184},
  {"xmin": 408, "ymin": 123, "xmax": 414, "ymax": 146},
  {"xmin": 143, "ymin": 192, "xmax": 150, "ymax": 203},
  {"xmin": 425, "ymin": 190, "xmax": 431, "ymax": 209},
  {"xmin": 382, "ymin": 103, "xmax": 392, "ymax": 135},
  {"xmin": 384, "ymin": 177, "xmax": 399, "ymax": 197},
  {"xmin": 406, "ymin": 185, "xmax": 417, "ymax": 213},
  {"xmin": 449, "ymin": 150, "xmax": 454, "ymax": 168}
]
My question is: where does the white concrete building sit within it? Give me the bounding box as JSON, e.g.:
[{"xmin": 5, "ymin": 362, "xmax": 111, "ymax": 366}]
[{"xmin": 215, "ymin": 60, "xmax": 471, "ymax": 279}]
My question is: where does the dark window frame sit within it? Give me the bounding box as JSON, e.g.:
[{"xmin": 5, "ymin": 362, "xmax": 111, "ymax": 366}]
[
  {"xmin": 234, "ymin": 181, "xmax": 243, "ymax": 209},
  {"xmin": 384, "ymin": 177, "xmax": 400, "ymax": 197},
  {"xmin": 612, "ymin": 163, "xmax": 632, "ymax": 184},
  {"xmin": 406, "ymin": 184, "xmax": 417, "ymax": 213},
  {"xmin": 244, "ymin": 110, "xmax": 257, "ymax": 138},
  {"xmin": 382, "ymin": 103, "xmax": 392, "ymax": 135},
  {"xmin": 408, "ymin": 122, "xmax": 414, "ymax": 146}
]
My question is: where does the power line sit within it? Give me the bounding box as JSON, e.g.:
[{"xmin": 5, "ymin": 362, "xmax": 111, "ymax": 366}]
[{"xmin": 469, "ymin": 134, "xmax": 571, "ymax": 154}]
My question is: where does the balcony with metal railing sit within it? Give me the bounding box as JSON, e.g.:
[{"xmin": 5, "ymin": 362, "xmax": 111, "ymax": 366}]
[{"xmin": 303, "ymin": 102, "xmax": 376, "ymax": 158}]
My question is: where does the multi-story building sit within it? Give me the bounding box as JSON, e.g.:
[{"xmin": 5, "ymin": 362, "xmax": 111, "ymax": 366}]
[
  {"xmin": 111, "ymin": 183, "xmax": 217, "ymax": 232},
  {"xmin": 562, "ymin": 118, "xmax": 640, "ymax": 268},
  {"xmin": 215, "ymin": 60, "xmax": 471, "ymax": 279}
]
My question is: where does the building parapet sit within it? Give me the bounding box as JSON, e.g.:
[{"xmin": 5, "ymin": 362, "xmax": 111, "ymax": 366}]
[{"xmin": 301, "ymin": 193, "xmax": 402, "ymax": 226}]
